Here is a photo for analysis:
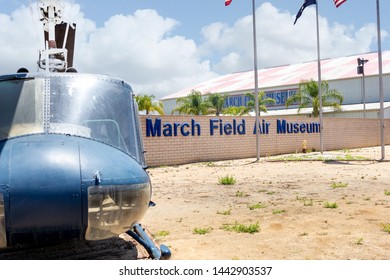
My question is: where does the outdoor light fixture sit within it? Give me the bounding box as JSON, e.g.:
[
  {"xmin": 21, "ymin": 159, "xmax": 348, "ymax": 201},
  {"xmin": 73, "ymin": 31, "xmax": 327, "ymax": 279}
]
[
  {"xmin": 357, "ymin": 58, "xmax": 369, "ymax": 118},
  {"xmin": 357, "ymin": 58, "xmax": 369, "ymax": 75}
]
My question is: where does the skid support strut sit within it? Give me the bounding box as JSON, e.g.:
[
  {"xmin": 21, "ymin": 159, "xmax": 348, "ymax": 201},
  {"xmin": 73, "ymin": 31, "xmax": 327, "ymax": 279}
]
[{"xmin": 126, "ymin": 223, "xmax": 171, "ymax": 260}]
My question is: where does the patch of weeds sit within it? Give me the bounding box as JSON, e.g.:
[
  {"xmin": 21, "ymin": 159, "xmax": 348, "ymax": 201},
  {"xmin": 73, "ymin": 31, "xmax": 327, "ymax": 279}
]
[
  {"xmin": 384, "ymin": 190, "xmax": 390, "ymax": 196},
  {"xmin": 193, "ymin": 227, "xmax": 212, "ymax": 235},
  {"xmin": 222, "ymin": 222, "xmax": 260, "ymax": 234},
  {"xmin": 355, "ymin": 238, "xmax": 364, "ymax": 245},
  {"xmin": 248, "ymin": 203, "xmax": 266, "ymax": 210},
  {"xmin": 280, "ymin": 155, "xmax": 313, "ymax": 161},
  {"xmin": 297, "ymin": 196, "xmax": 313, "ymax": 206},
  {"xmin": 217, "ymin": 209, "xmax": 231, "ymax": 215},
  {"xmin": 219, "ymin": 175, "xmax": 236, "ymax": 185},
  {"xmin": 154, "ymin": 230, "xmax": 170, "ymax": 237},
  {"xmin": 299, "ymin": 232, "xmax": 309, "ymax": 236},
  {"xmin": 331, "ymin": 182, "xmax": 348, "ymax": 189},
  {"xmin": 382, "ymin": 223, "xmax": 390, "ymax": 234},
  {"xmin": 153, "ymin": 231, "xmax": 170, "ymax": 242},
  {"xmin": 324, "ymin": 202, "xmax": 338, "ymax": 209},
  {"xmin": 206, "ymin": 161, "xmax": 216, "ymax": 167},
  {"xmin": 304, "ymin": 199, "xmax": 314, "ymax": 206},
  {"xmin": 269, "ymin": 153, "xmax": 371, "ymax": 162},
  {"xmin": 266, "ymin": 191, "xmax": 275, "ymax": 195},
  {"xmin": 335, "ymin": 154, "xmax": 370, "ymax": 161},
  {"xmin": 272, "ymin": 209, "xmax": 286, "ymax": 215},
  {"xmin": 235, "ymin": 190, "xmax": 247, "ymax": 197}
]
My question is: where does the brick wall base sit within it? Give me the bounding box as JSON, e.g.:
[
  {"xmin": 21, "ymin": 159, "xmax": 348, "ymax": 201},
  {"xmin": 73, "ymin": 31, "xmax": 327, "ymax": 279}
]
[{"xmin": 141, "ymin": 116, "xmax": 390, "ymax": 167}]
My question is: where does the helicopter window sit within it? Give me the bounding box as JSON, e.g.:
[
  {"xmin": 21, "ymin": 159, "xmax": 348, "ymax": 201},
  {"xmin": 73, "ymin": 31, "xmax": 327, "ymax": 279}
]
[
  {"xmin": 48, "ymin": 76, "xmax": 140, "ymax": 161},
  {"xmin": 0, "ymin": 79, "xmax": 44, "ymax": 140}
]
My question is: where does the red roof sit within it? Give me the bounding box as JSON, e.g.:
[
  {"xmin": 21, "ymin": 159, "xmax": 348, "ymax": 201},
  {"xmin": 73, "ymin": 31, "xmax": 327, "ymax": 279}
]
[{"xmin": 162, "ymin": 51, "xmax": 390, "ymax": 100}]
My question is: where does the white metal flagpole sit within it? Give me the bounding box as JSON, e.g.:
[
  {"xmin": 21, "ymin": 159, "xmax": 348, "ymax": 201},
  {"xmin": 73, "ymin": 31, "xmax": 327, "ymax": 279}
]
[
  {"xmin": 252, "ymin": 0, "xmax": 260, "ymax": 161},
  {"xmin": 294, "ymin": 0, "xmax": 322, "ymax": 152},
  {"xmin": 376, "ymin": 0, "xmax": 385, "ymax": 160},
  {"xmin": 315, "ymin": 1, "xmax": 323, "ymax": 153}
]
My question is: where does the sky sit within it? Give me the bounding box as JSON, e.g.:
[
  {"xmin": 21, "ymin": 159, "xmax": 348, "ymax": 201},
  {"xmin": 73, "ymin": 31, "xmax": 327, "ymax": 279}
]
[{"xmin": 0, "ymin": 0, "xmax": 389, "ymax": 99}]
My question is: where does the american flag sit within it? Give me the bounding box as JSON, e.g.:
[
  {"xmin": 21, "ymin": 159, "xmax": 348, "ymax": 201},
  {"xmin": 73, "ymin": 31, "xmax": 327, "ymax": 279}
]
[
  {"xmin": 333, "ymin": 0, "xmax": 347, "ymax": 8},
  {"xmin": 225, "ymin": 0, "xmax": 232, "ymax": 6}
]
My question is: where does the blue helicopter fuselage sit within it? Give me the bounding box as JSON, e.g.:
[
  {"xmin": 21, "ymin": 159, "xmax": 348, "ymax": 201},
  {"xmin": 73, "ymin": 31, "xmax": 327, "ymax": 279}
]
[{"xmin": 0, "ymin": 73, "xmax": 151, "ymax": 248}]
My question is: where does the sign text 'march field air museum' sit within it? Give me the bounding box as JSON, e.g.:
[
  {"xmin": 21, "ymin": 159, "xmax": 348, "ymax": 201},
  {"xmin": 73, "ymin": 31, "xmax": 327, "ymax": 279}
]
[
  {"xmin": 145, "ymin": 118, "xmax": 320, "ymax": 137},
  {"xmin": 140, "ymin": 116, "xmax": 390, "ymax": 167}
]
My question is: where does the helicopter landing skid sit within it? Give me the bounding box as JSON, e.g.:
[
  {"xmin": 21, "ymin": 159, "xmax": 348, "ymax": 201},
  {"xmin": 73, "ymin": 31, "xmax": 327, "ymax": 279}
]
[{"xmin": 126, "ymin": 224, "xmax": 171, "ymax": 260}]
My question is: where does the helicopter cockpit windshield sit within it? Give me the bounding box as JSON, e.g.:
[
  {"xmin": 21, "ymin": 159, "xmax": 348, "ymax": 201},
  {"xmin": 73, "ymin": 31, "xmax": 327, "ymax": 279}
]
[
  {"xmin": 0, "ymin": 77, "xmax": 44, "ymax": 140},
  {"xmin": 0, "ymin": 74, "xmax": 144, "ymax": 164}
]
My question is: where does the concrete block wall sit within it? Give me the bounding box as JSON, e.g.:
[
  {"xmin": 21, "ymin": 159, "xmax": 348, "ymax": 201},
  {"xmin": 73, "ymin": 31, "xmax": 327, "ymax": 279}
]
[{"xmin": 140, "ymin": 115, "xmax": 390, "ymax": 167}]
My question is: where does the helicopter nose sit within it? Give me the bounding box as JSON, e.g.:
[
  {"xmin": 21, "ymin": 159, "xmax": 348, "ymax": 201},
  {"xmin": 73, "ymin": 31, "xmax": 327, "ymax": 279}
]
[{"xmin": 8, "ymin": 140, "xmax": 82, "ymax": 244}]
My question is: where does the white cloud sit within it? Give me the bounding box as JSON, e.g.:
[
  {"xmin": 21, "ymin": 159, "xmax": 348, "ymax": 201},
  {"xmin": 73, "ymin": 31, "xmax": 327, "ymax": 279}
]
[
  {"xmin": 0, "ymin": 1, "xmax": 385, "ymax": 100},
  {"xmin": 0, "ymin": 5, "xmax": 42, "ymax": 72},
  {"xmin": 202, "ymin": 2, "xmax": 381, "ymax": 73},
  {"xmin": 0, "ymin": 2, "xmax": 218, "ymax": 99}
]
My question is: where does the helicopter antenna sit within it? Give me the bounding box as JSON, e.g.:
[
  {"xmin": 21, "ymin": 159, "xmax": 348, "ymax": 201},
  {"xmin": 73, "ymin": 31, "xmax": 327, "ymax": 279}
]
[{"xmin": 37, "ymin": 0, "xmax": 76, "ymax": 72}]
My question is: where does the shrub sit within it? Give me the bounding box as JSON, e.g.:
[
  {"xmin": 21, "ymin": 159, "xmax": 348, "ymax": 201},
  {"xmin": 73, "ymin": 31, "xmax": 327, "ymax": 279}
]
[
  {"xmin": 219, "ymin": 175, "xmax": 236, "ymax": 185},
  {"xmin": 324, "ymin": 202, "xmax": 338, "ymax": 209},
  {"xmin": 193, "ymin": 227, "xmax": 212, "ymax": 235},
  {"xmin": 222, "ymin": 222, "xmax": 260, "ymax": 234}
]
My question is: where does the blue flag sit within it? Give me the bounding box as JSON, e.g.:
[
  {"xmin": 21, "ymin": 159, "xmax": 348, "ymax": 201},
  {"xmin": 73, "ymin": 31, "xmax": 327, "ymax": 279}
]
[{"xmin": 294, "ymin": 0, "xmax": 317, "ymax": 25}]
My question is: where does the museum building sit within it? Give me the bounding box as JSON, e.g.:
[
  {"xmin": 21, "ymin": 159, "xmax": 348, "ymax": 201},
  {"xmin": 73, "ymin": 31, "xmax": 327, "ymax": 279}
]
[{"xmin": 160, "ymin": 51, "xmax": 390, "ymax": 119}]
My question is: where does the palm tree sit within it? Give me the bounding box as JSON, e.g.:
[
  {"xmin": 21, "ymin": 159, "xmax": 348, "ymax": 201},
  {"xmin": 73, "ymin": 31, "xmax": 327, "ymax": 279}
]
[
  {"xmin": 206, "ymin": 92, "xmax": 228, "ymax": 116},
  {"xmin": 172, "ymin": 90, "xmax": 213, "ymax": 115},
  {"xmin": 222, "ymin": 106, "xmax": 251, "ymax": 116},
  {"xmin": 285, "ymin": 79, "xmax": 343, "ymax": 117},
  {"xmin": 135, "ymin": 94, "xmax": 164, "ymax": 115},
  {"xmin": 245, "ymin": 91, "xmax": 276, "ymax": 116}
]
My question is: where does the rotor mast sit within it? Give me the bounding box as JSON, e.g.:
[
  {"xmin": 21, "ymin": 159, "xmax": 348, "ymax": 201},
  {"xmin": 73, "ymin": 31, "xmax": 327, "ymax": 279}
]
[{"xmin": 38, "ymin": 0, "xmax": 76, "ymax": 72}]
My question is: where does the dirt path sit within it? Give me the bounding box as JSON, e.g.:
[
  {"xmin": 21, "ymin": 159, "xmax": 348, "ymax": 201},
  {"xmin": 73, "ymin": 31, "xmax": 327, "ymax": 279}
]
[{"xmin": 143, "ymin": 146, "xmax": 390, "ymax": 260}]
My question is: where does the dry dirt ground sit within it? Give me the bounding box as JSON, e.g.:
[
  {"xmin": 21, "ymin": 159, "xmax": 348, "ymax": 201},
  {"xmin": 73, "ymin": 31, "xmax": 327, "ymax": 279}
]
[
  {"xmin": 1, "ymin": 146, "xmax": 389, "ymax": 260},
  {"xmin": 142, "ymin": 146, "xmax": 390, "ymax": 260}
]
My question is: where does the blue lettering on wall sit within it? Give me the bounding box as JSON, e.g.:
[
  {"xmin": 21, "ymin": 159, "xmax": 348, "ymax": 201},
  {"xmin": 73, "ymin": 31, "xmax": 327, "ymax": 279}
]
[
  {"xmin": 146, "ymin": 118, "xmax": 201, "ymax": 137},
  {"xmin": 210, "ymin": 119, "xmax": 246, "ymax": 136},
  {"xmin": 162, "ymin": 123, "xmax": 172, "ymax": 136},
  {"xmin": 220, "ymin": 89, "xmax": 300, "ymax": 110},
  {"xmin": 253, "ymin": 119, "xmax": 271, "ymax": 134},
  {"xmin": 277, "ymin": 119, "xmax": 320, "ymax": 134},
  {"xmin": 146, "ymin": 118, "xmax": 161, "ymax": 137},
  {"xmin": 225, "ymin": 96, "xmax": 244, "ymax": 108},
  {"xmin": 191, "ymin": 119, "xmax": 201, "ymax": 136},
  {"xmin": 146, "ymin": 118, "xmax": 320, "ymax": 137},
  {"xmin": 244, "ymin": 96, "xmax": 251, "ymax": 106},
  {"xmin": 265, "ymin": 89, "xmax": 298, "ymax": 107}
]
